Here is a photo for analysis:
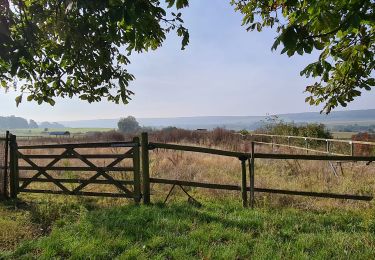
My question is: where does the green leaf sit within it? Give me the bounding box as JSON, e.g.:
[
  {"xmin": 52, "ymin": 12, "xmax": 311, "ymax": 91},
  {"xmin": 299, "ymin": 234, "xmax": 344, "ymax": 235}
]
[{"xmin": 15, "ymin": 95, "xmax": 22, "ymax": 107}]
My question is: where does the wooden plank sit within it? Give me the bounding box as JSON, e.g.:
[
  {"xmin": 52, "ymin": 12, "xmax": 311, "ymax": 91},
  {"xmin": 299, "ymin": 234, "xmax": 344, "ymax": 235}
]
[
  {"xmin": 249, "ymin": 142, "xmax": 255, "ymax": 208},
  {"xmin": 19, "ymin": 154, "xmax": 133, "ymax": 159},
  {"xmin": 141, "ymin": 132, "xmax": 151, "ymax": 204},
  {"xmin": 253, "ymin": 188, "xmax": 373, "ymax": 201},
  {"xmin": 150, "ymin": 142, "xmax": 247, "ymax": 158},
  {"xmin": 9, "ymin": 134, "xmax": 17, "ymax": 198},
  {"xmin": 132, "ymin": 137, "xmax": 141, "ymax": 203},
  {"xmin": 18, "ymin": 149, "xmax": 72, "ymax": 190},
  {"xmin": 19, "ymin": 189, "xmax": 134, "ymax": 198},
  {"xmin": 3, "ymin": 131, "xmax": 9, "ymax": 198},
  {"xmin": 150, "ymin": 178, "xmax": 372, "ymax": 201},
  {"xmin": 18, "ymin": 141, "xmax": 138, "ymax": 149},
  {"xmin": 19, "ymin": 166, "xmax": 134, "ymax": 171},
  {"xmin": 19, "ymin": 178, "xmax": 134, "ymax": 185},
  {"xmin": 150, "ymin": 178, "xmax": 241, "ymax": 191},
  {"xmin": 70, "ymin": 148, "xmax": 134, "ymax": 194},
  {"xmin": 241, "ymin": 159, "xmax": 247, "ymax": 207},
  {"xmin": 69, "ymin": 149, "xmax": 133, "ymax": 196},
  {"xmin": 150, "ymin": 143, "xmax": 375, "ymax": 162}
]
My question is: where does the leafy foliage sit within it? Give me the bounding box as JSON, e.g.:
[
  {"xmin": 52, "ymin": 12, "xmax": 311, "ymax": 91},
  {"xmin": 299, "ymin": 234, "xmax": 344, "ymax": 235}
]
[
  {"xmin": 232, "ymin": 0, "xmax": 375, "ymax": 113},
  {"xmin": 259, "ymin": 115, "xmax": 332, "ymax": 139},
  {"xmin": 0, "ymin": 0, "xmax": 189, "ymax": 106}
]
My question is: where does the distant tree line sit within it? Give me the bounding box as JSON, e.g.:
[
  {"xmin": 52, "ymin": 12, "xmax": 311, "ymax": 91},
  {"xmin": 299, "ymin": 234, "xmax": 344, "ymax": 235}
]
[
  {"xmin": 255, "ymin": 115, "xmax": 332, "ymax": 139},
  {"xmin": 329, "ymin": 124, "xmax": 375, "ymax": 133},
  {"xmin": 0, "ymin": 116, "xmax": 64, "ymax": 129}
]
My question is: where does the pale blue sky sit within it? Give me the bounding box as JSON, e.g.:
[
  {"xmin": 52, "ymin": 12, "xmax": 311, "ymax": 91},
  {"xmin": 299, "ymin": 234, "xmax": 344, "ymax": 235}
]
[{"xmin": 1, "ymin": 0, "xmax": 374, "ymax": 122}]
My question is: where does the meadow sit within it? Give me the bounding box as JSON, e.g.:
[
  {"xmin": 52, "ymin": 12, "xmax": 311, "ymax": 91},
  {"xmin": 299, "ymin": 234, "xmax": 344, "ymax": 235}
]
[
  {"xmin": 1, "ymin": 130, "xmax": 375, "ymax": 259},
  {"xmin": 7, "ymin": 128, "xmax": 114, "ymax": 136}
]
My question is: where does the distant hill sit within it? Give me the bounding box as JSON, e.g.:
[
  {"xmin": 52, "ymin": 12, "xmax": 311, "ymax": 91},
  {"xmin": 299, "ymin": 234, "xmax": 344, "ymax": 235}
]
[
  {"xmin": 59, "ymin": 109, "xmax": 375, "ymax": 130},
  {"xmin": 0, "ymin": 115, "xmax": 65, "ymax": 129}
]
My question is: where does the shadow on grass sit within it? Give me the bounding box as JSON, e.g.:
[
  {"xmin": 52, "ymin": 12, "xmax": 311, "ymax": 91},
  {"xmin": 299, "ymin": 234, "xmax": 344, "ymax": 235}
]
[{"xmin": 2, "ymin": 198, "xmax": 375, "ymax": 259}]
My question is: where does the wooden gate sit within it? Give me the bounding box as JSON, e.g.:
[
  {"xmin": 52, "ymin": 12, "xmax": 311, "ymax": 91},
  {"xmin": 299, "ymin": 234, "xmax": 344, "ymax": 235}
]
[{"xmin": 9, "ymin": 136, "xmax": 141, "ymax": 202}]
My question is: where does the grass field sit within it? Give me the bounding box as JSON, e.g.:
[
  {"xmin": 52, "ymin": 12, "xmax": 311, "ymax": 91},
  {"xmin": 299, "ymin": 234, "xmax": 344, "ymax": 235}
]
[
  {"xmin": 1, "ymin": 195, "xmax": 375, "ymax": 259},
  {"xmin": 1, "ymin": 133, "xmax": 374, "ymax": 259},
  {"xmin": 331, "ymin": 131, "xmax": 357, "ymax": 139},
  {"xmin": 4, "ymin": 128, "xmax": 114, "ymax": 136}
]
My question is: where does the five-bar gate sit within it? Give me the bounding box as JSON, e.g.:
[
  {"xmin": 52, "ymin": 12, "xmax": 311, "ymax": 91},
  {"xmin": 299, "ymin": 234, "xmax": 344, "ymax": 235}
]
[{"xmin": 8, "ymin": 135, "xmax": 141, "ymax": 203}]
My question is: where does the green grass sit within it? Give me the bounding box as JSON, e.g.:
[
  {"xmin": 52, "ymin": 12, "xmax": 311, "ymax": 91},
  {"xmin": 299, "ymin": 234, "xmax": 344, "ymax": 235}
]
[
  {"xmin": 1, "ymin": 196, "xmax": 375, "ymax": 259},
  {"xmin": 331, "ymin": 131, "xmax": 357, "ymax": 139}
]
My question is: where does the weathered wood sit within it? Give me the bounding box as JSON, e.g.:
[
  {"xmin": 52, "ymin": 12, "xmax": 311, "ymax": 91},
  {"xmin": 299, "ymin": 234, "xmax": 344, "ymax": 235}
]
[
  {"xmin": 19, "ymin": 178, "xmax": 134, "ymax": 185},
  {"xmin": 150, "ymin": 178, "xmax": 373, "ymax": 201},
  {"xmin": 254, "ymin": 188, "xmax": 373, "ymax": 201},
  {"xmin": 18, "ymin": 149, "xmax": 72, "ymax": 190},
  {"xmin": 150, "ymin": 142, "xmax": 375, "ymax": 162},
  {"xmin": 141, "ymin": 132, "xmax": 150, "ymax": 204},
  {"xmin": 9, "ymin": 134, "xmax": 17, "ymax": 199},
  {"xmin": 249, "ymin": 142, "xmax": 255, "ymax": 208},
  {"xmin": 240, "ymin": 159, "xmax": 247, "ymax": 207},
  {"xmin": 18, "ymin": 141, "xmax": 138, "ymax": 149},
  {"xmin": 132, "ymin": 137, "xmax": 141, "ymax": 203},
  {"xmin": 150, "ymin": 178, "xmax": 241, "ymax": 191},
  {"xmin": 68, "ymin": 148, "xmax": 133, "ymax": 196},
  {"xmin": 2, "ymin": 131, "xmax": 9, "ymax": 198},
  {"xmin": 19, "ymin": 154, "xmax": 133, "ymax": 159},
  {"xmin": 19, "ymin": 189, "xmax": 134, "ymax": 198},
  {"xmin": 70, "ymin": 148, "xmax": 134, "ymax": 194},
  {"xmin": 151, "ymin": 142, "xmax": 248, "ymax": 158},
  {"xmin": 19, "ymin": 153, "xmax": 70, "ymax": 192},
  {"xmin": 19, "ymin": 166, "xmax": 134, "ymax": 171}
]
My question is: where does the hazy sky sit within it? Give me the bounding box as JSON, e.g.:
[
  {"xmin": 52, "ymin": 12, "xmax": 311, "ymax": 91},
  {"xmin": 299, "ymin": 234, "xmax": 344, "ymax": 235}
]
[{"xmin": 1, "ymin": 1, "xmax": 374, "ymax": 122}]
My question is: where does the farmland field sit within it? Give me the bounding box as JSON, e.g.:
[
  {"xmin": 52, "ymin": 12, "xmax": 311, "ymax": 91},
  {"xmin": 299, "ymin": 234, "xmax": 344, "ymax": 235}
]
[
  {"xmin": 1, "ymin": 130, "xmax": 374, "ymax": 259},
  {"xmin": 331, "ymin": 131, "xmax": 357, "ymax": 139},
  {"xmin": 2, "ymin": 128, "xmax": 114, "ymax": 136}
]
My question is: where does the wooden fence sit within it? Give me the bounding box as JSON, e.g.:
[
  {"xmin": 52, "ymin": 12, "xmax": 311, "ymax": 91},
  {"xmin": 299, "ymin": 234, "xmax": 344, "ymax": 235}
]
[
  {"xmin": 2, "ymin": 132, "xmax": 375, "ymax": 208},
  {"xmin": 141, "ymin": 133, "xmax": 375, "ymax": 207}
]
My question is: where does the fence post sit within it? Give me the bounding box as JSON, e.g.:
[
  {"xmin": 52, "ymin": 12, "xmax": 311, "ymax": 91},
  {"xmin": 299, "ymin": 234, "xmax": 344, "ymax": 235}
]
[
  {"xmin": 249, "ymin": 142, "xmax": 255, "ymax": 208},
  {"xmin": 240, "ymin": 158, "xmax": 247, "ymax": 207},
  {"xmin": 132, "ymin": 137, "xmax": 141, "ymax": 204},
  {"xmin": 305, "ymin": 138, "xmax": 308, "ymax": 154},
  {"xmin": 3, "ymin": 131, "xmax": 9, "ymax": 199},
  {"xmin": 350, "ymin": 141, "xmax": 354, "ymax": 156},
  {"xmin": 326, "ymin": 140, "xmax": 330, "ymax": 154},
  {"xmin": 9, "ymin": 134, "xmax": 18, "ymax": 199},
  {"xmin": 141, "ymin": 132, "xmax": 150, "ymax": 204}
]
